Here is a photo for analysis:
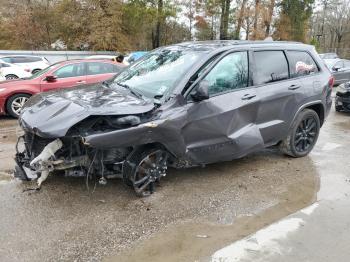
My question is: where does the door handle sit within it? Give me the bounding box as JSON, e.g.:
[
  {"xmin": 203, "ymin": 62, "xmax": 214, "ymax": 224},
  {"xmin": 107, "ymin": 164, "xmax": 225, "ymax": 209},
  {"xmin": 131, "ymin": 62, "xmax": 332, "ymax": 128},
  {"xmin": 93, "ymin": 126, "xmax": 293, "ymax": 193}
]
[
  {"xmin": 76, "ymin": 80, "xmax": 86, "ymax": 84},
  {"xmin": 288, "ymin": 84, "xmax": 301, "ymax": 90},
  {"xmin": 241, "ymin": 93, "xmax": 256, "ymax": 100}
]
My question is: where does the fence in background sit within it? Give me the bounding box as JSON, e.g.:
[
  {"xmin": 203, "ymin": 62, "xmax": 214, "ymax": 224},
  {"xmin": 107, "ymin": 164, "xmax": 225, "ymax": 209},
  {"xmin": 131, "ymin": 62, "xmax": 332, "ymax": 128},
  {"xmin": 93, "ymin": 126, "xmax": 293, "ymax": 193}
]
[{"xmin": 0, "ymin": 50, "xmax": 118, "ymax": 64}]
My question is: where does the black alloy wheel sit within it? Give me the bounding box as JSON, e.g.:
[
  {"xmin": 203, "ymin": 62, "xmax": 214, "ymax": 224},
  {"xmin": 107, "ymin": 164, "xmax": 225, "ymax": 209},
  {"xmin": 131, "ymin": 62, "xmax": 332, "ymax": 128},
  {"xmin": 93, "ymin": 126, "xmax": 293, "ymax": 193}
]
[
  {"xmin": 294, "ymin": 116, "xmax": 318, "ymax": 153},
  {"xmin": 280, "ymin": 109, "xmax": 320, "ymax": 157}
]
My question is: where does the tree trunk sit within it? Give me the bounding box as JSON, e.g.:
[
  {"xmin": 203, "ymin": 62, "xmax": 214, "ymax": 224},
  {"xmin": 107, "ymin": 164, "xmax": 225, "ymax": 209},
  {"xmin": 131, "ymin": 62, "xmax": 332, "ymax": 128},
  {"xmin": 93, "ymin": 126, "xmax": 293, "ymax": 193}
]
[
  {"xmin": 219, "ymin": 0, "xmax": 230, "ymax": 40},
  {"xmin": 234, "ymin": 0, "xmax": 247, "ymax": 40},
  {"xmin": 252, "ymin": 0, "xmax": 260, "ymax": 39},
  {"xmin": 265, "ymin": 0, "xmax": 275, "ymax": 37},
  {"xmin": 154, "ymin": 0, "xmax": 163, "ymax": 48}
]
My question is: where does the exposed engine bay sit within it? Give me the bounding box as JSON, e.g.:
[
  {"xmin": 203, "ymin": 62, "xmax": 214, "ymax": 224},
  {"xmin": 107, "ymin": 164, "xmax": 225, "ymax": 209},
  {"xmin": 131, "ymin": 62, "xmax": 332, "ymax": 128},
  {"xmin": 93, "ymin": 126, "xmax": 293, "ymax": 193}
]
[{"xmin": 15, "ymin": 126, "xmax": 169, "ymax": 197}]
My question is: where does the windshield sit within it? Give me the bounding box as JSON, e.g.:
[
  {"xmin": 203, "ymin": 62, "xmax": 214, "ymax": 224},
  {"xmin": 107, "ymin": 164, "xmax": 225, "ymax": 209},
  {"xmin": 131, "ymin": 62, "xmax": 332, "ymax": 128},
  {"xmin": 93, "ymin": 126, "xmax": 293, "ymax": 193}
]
[
  {"xmin": 27, "ymin": 63, "xmax": 59, "ymax": 79},
  {"xmin": 112, "ymin": 48, "xmax": 207, "ymax": 99},
  {"xmin": 324, "ymin": 60, "xmax": 337, "ymax": 70}
]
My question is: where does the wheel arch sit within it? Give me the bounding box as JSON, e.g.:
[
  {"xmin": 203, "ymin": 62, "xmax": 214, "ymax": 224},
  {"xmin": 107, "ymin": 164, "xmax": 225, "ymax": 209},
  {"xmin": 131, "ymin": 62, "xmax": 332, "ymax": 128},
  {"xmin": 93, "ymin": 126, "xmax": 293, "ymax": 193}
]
[
  {"xmin": 292, "ymin": 101, "xmax": 325, "ymax": 128},
  {"xmin": 5, "ymin": 74, "xmax": 19, "ymax": 78},
  {"xmin": 131, "ymin": 142, "xmax": 177, "ymax": 159}
]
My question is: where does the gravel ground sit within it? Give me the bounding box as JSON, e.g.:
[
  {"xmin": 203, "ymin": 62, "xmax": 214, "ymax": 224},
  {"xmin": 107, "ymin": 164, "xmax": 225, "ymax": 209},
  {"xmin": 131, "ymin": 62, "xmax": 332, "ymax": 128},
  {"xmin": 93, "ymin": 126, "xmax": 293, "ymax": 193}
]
[{"xmin": 0, "ymin": 108, "xmax": 344, "ymax": 262}]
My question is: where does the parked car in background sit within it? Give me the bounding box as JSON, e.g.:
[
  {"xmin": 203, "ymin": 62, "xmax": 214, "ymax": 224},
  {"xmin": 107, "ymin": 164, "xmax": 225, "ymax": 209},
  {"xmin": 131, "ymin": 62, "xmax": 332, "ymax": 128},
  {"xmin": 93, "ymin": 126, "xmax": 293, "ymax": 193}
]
[
  {"xmin": 0, "ymin": 61, "xmax": 32, "ymax": 80},
  {"xmin": 319, "ymin": 53, "xmax": 339, "ymax": 59},
  {"xmin": 125, "ymin": 51, "xmax": 148, "ymax": 64},
  {"xmin": 0, "ymin": 55, "xmax": 50, "ymax": 74},
  {"xmin": 14, "ymin": 41, "xmax": 333, "ymax": 196},
  {"xmin": 85, "ymin": 55, "xmax": 127, "ymax": 65},
  {"xmin": 324, "ymin": 58, "xmax": 350, "ymax": 85},
  {"xmin": 335, "ymin": 81, "xmax": 350, "ymax": 112},
  {"xmin": 0, "ymin": 59, "xmax": 125, "ymax": 117},
  {"xmin": 85, "ymin": 55, "xmax": 118, "ymax": 60}
]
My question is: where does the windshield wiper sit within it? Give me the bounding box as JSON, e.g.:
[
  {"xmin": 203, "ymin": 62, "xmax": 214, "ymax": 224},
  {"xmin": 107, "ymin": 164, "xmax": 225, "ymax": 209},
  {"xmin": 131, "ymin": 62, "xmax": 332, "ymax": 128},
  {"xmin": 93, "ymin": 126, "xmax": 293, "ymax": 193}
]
[{"xmin": 116, "ymin": 82, "xmax": 143, "ymax": 99}]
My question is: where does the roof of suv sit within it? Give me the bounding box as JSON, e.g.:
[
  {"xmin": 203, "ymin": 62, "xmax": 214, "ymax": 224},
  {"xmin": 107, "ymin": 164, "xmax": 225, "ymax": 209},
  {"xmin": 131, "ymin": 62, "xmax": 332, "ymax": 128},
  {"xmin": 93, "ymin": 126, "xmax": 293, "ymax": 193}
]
[{"xmin": 165, "ymin": 40, "xmax": 312, "ymax": 52}]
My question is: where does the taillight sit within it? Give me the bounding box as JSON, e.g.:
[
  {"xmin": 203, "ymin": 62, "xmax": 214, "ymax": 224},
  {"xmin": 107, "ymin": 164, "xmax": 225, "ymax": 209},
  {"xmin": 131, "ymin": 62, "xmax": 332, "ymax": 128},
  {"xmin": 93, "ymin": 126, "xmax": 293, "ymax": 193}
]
[{"xmin": 329, "ymin": 76, "xmax": 334, "ymax": 88}]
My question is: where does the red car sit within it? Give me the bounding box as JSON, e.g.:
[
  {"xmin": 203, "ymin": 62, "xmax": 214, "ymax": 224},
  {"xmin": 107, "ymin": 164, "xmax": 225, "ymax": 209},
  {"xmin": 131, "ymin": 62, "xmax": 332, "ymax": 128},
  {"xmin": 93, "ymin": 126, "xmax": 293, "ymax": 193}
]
[{"xmin": 0, "ymin": 59, "xmax": 125, "ymax": 117}]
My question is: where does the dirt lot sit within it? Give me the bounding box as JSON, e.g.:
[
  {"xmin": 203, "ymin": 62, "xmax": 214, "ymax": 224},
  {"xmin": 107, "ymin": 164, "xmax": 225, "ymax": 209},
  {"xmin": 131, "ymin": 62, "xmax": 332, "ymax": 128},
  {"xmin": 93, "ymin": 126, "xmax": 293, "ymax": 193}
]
[{"xmin": 0, "ymin": 109, "xmax": 348, "ymax": 262}]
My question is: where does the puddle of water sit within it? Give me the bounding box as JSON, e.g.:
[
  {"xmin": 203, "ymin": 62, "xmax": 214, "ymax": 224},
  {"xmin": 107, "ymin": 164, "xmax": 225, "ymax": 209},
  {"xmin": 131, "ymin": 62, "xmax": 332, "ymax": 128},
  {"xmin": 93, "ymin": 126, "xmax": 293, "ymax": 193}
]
[
  {"xmin": 211, "ymin": 217, "xmax": 304, "ymax": 262},
  {"xmin": 104, "ymin": 160, "xmax": 319, "ymax": 262}
]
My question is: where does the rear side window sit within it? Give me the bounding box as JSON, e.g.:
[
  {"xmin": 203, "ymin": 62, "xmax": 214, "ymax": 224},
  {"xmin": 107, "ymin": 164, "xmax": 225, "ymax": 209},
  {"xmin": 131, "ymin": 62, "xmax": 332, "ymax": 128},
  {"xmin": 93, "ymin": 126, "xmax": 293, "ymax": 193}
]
[
  {"xmin": 287, "ymin": 51, "xmax": 319, "ymax": 78},
  {"xmin": 86, "ymin": 62, "xmax": 120, "ymax": 75},
  {"xmin": 254, "ymin": 51, "xmax": 289, "ymax": 84}
]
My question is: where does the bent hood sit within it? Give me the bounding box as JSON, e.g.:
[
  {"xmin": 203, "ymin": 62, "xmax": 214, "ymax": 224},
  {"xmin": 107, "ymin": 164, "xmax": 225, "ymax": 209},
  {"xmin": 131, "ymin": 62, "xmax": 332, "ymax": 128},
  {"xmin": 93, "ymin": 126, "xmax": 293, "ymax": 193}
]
[{"xmin": 20, "ymin": 83, "xmax": 155, "ymax": 138}]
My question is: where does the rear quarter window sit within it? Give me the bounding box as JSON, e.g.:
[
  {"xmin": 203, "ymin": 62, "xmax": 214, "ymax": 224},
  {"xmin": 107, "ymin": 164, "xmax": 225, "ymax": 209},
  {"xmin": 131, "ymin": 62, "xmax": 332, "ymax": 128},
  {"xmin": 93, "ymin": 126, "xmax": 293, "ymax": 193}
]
[
  {"xmin": 287, "ymin": 51, "xmax": 319, "ymax": 78},
  {"xmin": 253, "ymin": 51, "xmax": 289, "ymax": 85}
]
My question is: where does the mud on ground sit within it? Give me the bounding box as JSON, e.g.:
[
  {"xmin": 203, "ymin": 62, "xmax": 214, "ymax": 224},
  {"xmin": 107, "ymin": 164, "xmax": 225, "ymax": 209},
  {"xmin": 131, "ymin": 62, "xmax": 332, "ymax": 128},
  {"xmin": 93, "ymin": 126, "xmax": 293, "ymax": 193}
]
[{"xmin": 2, "ymin": 110, "xmax": 343, "ymax": 262}]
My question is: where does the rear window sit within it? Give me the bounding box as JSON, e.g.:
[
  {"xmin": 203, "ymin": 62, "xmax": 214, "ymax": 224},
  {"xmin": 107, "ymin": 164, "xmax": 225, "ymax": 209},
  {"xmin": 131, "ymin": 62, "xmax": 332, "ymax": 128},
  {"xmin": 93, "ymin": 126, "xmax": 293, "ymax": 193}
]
[
  {"xmin": 287, "ymin": 51, "xmax": 319, "ymax": 78},
  {"xmin": 254, "ymin": 51, "xmax": 289, "ymax": 85}
]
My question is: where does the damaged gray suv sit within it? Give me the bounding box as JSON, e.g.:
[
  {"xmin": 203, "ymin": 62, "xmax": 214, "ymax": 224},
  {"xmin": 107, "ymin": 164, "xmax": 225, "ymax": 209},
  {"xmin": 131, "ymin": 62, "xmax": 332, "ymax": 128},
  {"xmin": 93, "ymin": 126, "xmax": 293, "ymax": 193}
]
[{"xmin": 15, "ymin": 41, "xmax": 333, "ymax": 196}]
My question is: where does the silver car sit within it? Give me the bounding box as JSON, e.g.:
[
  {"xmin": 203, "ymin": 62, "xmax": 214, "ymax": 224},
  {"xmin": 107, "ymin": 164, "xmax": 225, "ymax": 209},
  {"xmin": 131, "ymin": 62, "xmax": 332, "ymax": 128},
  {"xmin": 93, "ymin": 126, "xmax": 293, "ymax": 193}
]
[{"xmin": 324, "ymin": 58, "xmax": 350, "ymax": 85}]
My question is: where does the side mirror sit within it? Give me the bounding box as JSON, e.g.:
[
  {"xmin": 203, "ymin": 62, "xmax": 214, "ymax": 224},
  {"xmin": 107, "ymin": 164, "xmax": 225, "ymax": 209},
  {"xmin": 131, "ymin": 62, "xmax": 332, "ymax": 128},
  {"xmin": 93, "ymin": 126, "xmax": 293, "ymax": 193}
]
[
  {"xmin": 191, "ymin": 80, "xmax": 209, "ymax": 102},
  {"xmin": 45, "ymin": 75, "xmax": 57, "ymax": 82},
  {"xmin": 332, "ymin": 65, "xmax": 342, "ymax": 72}
]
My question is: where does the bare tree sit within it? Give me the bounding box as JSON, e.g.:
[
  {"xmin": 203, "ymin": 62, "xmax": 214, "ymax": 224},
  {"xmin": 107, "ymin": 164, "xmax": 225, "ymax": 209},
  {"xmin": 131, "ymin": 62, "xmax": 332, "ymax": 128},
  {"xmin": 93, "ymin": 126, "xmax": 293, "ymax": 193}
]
[{"xmin": 234, "ymin": 0, "xmax": 248, "ymax": 39}]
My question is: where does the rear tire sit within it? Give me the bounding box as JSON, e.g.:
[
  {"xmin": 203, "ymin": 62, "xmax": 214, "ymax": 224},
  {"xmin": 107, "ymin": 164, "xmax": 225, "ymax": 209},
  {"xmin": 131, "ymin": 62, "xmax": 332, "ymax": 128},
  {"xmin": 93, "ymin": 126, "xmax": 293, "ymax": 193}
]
[
  {"xmin": 280, "ymin": 109, "xmax": 320, "ymax": 158},
  {"xmin": 32, "ymin": 69, "xmax": 41, "ymax": 74},
  {"xmin": 6, "ymin": 93, "xmax": 31, "ymax": 118},
  {"xmin": 5, "ymin": 74, "xmax": 19, "ymax": 80}
]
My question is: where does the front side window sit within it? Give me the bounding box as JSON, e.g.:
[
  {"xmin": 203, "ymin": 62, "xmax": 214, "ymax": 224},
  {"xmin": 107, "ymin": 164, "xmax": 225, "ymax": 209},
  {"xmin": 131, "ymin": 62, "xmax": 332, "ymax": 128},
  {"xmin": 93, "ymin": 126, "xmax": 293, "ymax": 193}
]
[
  {"xmin": 25, "ymin": 57, "xmax": 42, "ymax": 62},
  {"xmin": 334, "ymin": 60, "xmax": 344, "ymax": 69},
  {"xmin": 254, "ymin": 51, "xmax": 289, "ymax": 85},
  {"xmin": 11, "ymin": 57, "xmax": 29, "ymax": 63},
  {"xmin": 1, "ymin": 57, "xmax": 12, "ymax": 63},
  {"xmin": 201, "ymin": 51, "xmax": 249, "ymax": 96},
  {"xmin": 54, "ymin": 63, "xmax": 85, "ymax": 78},
  {"xmin": 287, "ymin": 51, "xmax": 319, "ymax": 78},
  {"xmin": 112, "ymin": 48, "xmax": 208, "ymax": 99}
]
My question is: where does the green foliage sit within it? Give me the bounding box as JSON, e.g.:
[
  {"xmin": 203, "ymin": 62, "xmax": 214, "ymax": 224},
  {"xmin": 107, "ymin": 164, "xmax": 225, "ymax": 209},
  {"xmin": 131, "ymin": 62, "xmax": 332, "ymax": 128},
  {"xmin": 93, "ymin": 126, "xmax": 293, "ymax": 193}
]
[
  {"xmin": 310, "ymin": 37, "xmax": 320, "ymax": 52},
  {"xmin": 275, "ymin": 0, "xmax": 315, "ymax": 42},
  {"xmin": 0, "ymin": 0, "xmax": 185, "ymax": 51}
]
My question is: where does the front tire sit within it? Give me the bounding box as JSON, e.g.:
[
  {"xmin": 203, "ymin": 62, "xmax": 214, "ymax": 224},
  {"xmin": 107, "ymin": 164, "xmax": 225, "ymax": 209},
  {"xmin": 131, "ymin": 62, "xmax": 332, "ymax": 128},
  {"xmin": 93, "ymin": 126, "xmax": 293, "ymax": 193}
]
[
  {"xmin": 123, "ymin": 146, "xmax": 168, "ymax": 197},
  {"xmin": 32, "ymin": 69, "xmax": 41, "ymax": 74},
  {"xmin": 280, "ymin": 109, "xmax": 320, "ymax": 158},
  {"xmin": 6, "ymin": 93, "xmax": 31, "ymax": 118}
]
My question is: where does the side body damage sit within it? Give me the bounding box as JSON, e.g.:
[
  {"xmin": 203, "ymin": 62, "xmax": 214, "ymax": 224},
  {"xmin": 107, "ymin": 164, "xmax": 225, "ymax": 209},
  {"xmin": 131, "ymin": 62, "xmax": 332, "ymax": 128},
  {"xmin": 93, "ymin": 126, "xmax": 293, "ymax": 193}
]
[{"xmin": 15, "ymin": 41, "xmax": 332, "ymax": 196}]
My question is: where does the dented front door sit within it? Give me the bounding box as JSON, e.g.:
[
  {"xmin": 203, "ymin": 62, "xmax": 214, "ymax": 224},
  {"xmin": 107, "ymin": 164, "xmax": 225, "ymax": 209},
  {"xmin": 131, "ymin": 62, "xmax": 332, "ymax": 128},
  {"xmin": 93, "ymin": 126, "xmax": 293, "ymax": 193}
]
[{"xmin": 182, "ymin": 51, "xmax": 264, "ymax": 165}]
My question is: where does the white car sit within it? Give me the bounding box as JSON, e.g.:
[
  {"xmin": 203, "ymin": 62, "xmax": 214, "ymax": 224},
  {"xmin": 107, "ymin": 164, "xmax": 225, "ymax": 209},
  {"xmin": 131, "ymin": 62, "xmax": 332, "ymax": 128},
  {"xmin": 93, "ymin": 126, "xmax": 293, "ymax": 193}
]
[
  {"xmin": 0, "ymin": 55, "xmax": 50, "ymax": 74},
  {"xmin": 85, "ymin": 55, "xmax": 118, "ymax": 61},
  {"xmin": 0, "ymin": 62, "xmax": 32, "ymax": 80}
]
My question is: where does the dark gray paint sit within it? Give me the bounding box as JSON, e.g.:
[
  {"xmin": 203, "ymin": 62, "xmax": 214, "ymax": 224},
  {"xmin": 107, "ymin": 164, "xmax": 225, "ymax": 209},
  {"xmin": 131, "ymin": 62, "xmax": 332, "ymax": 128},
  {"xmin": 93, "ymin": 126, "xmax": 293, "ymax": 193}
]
[{"xmin": 19, "ymin": 41, "xmax": 333, "ymax": 166}]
